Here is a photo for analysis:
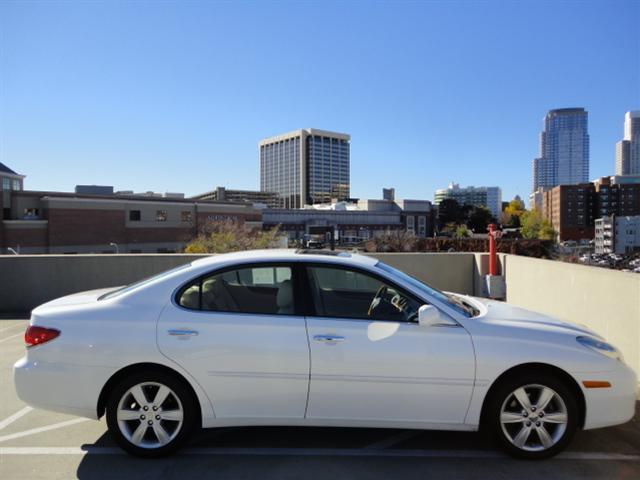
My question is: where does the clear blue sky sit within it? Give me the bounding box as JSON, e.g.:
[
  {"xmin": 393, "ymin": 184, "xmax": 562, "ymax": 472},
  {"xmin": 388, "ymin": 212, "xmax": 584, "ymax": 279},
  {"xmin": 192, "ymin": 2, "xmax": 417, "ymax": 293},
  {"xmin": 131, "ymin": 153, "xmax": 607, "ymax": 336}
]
[{"xmin": 1, "ymin": 1, "xmax": 638, "ymax": 202}]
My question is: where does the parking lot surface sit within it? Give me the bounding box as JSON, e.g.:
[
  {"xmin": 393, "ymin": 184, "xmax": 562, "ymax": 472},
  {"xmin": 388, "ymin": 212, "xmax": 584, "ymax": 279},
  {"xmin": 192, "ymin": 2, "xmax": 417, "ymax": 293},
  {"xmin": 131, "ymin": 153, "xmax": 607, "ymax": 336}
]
[{"xmin": 1, "ymin": 318, "xmax": 639, "ymax": 479}]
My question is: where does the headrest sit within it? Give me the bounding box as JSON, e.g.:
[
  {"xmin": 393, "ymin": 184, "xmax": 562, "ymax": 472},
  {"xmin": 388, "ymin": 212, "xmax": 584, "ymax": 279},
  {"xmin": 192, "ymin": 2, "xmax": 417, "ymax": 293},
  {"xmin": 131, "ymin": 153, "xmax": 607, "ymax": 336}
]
[{"xmin": 276, "ymin": 280, "xmax": 293, "ymax": 308}]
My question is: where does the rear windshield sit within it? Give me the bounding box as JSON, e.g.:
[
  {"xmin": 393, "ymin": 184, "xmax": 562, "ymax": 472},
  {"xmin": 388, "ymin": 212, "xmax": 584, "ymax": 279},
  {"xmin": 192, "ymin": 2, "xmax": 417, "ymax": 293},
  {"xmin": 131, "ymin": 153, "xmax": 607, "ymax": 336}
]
[{"xmin": 98, "ymin": 264, "xmax": 192, "ymax": 300}]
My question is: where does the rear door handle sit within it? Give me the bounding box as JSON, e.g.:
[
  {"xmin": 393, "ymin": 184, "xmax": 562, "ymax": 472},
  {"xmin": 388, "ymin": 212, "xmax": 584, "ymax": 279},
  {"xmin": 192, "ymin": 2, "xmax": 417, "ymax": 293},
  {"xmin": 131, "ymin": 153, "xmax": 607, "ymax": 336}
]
[
  {"xmin": 313, "ymin": 334, "xmax": 345, "ymax": 343},
  {"xmin": 168, "ymin": 329, "xmax": 199, "ymax": 336}
]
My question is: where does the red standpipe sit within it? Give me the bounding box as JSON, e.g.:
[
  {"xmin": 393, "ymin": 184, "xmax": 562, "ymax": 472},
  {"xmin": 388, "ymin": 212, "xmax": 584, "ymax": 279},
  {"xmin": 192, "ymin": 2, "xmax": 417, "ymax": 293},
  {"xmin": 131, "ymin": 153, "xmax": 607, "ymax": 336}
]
[{"xmin": 488, "ymin": 223, "xmax": 497, "ymax": 276}]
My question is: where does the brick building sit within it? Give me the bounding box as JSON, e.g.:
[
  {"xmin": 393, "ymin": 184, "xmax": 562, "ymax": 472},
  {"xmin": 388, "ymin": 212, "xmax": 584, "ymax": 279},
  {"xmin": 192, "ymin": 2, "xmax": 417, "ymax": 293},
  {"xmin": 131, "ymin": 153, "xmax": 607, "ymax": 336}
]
[
  {"xmin": 542, "ymin": 177, "xmax": 640, "ymax": 242},
  {"xmin": 1, "ymin": 187, "xmax": 261, "ymax": 254}
]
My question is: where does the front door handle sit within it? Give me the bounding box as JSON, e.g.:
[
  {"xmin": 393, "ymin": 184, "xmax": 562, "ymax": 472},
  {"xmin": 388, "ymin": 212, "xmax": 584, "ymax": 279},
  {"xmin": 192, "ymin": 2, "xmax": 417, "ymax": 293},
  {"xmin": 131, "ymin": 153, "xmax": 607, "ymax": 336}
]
[
  {"xmin": 313, "ymin": 334, "xmax": 345, "ymax": 343},
  {"xmin": 168, "ymin": 329, "xmax": 199, "ymax": 336}
]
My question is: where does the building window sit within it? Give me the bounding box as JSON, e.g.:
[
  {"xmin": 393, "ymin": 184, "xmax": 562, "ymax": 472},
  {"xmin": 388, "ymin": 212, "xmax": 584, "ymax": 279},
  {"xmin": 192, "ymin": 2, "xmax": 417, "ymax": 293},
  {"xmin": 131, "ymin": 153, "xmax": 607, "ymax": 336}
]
[
  {"xmin": 12, "ymin": 179, "xmax": 21, "ymax": 191},
  {"xmin": 129, "ymin": 210, "xmax": 141, "ymax": 221},
  {"xmin": 406, "ymin": 215, "xmax": 415, "ymax": 232},
  {"xmin": 2, "ymin": 178, "xmax": 9, "ymax": 190},
  {"xmin": 181, "ymin": 211, "xmax": 192, "ymax": 223},
  {"xmin": 156, "ymin": 210, "xmax": 168, "ymax": 222},
  {"xmin": 23, "ymin": 208, "xmax": 40, "ymax": 219}
]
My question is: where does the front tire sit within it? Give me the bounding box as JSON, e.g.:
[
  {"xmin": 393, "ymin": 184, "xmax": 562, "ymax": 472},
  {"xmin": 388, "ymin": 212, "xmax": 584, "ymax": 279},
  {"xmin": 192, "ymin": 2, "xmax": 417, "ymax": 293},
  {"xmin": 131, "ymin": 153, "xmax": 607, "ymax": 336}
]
[
  {"xmin": 487, "ymin": 373, "xmax": 579, "ymax": 459},
  {"xmin": 106, "ymin": 371, "xmax": 198, "ymax": 457}
]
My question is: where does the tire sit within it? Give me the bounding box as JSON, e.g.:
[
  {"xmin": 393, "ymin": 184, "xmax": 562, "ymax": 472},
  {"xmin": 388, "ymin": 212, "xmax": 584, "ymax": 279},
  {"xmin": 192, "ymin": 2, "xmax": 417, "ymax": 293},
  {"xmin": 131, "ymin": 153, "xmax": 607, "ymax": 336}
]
[
  {"xmin": 106, "ymin": 370, "xmax": 198, "ymax": 458},
  {"xmin": 486, "ymin": 372, "xmax": 579, "ymax": 459}
]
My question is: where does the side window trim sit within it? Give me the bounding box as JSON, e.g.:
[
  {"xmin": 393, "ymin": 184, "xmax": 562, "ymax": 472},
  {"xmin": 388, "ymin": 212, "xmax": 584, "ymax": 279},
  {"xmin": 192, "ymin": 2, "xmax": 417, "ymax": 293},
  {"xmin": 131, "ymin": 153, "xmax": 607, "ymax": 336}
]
[
  {"xmin": 174, "ymin": 261, "xmax": 303, "ymax": 317},
  {"xmin": 301, "ymin": 262, "xmax": 425, "ymax": 323}
]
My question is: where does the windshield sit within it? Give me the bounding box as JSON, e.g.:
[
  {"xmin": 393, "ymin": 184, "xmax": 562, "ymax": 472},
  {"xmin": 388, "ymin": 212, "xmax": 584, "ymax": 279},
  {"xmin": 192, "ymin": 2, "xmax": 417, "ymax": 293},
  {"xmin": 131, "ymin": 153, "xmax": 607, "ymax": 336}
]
[
  {"xmin": 98, "ymin": 264, "xmax": 192, "ymax": 300},
  {"xmin": 375, "ymin": 261, "xmax": 476, "ymax": 318}
]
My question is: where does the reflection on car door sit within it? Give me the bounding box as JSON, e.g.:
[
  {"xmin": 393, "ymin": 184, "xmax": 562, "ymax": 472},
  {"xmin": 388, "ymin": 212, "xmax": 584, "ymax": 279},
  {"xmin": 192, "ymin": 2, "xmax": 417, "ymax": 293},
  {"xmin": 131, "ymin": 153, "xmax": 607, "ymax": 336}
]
[
  {"xmin": 304, "ymin": 264, "xmax": 476, "ymax": 425},
  {"xmin": 158, "ymin": 263, "xmax": 310, "ymax": 419}
]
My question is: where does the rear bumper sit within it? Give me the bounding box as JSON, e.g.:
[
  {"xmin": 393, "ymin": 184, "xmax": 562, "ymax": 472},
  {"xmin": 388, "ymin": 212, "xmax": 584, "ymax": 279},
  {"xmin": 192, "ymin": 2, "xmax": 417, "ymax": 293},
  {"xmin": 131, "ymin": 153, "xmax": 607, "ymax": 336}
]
[
  {"xmin": 13, "ymin": 355, "xmax": 114, "ymax": 419},
  {"xmin": 575, "ymin": 363, "xmax": 637, "ymax": 430}
]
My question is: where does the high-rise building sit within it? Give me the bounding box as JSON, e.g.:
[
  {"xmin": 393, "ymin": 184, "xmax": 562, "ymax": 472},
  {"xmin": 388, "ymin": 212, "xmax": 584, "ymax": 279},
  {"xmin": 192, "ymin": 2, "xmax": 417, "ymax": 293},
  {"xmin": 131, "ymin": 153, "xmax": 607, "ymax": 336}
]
[
  {"xmin": 433, "ymin": 182, "xmax": 502, "ymax": 218},
  {"xmin": 615, "ymin": 111, "xmax": 640, "ymax": 175},
  {"xmin": 259, "ymin": 129, "xmax": 350, "ymax": 208},
  {"xmin": 532, "ymin": 108, "xmax": 590, "ymax": 191}
]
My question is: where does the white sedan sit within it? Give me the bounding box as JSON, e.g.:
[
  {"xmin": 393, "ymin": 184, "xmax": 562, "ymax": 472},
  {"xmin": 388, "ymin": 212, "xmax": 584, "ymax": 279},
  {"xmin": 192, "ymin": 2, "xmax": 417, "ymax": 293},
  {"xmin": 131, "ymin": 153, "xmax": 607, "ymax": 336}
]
[{"xmin": 13, "ymin": 250, "xmax": 637, "ymax": 459}]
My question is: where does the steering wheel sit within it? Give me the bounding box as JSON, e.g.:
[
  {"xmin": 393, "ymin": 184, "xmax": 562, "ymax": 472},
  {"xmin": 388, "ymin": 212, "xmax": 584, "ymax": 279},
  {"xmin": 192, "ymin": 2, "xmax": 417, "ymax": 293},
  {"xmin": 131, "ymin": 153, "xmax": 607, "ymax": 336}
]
[{"xmin": 367, "ymin": 285, "xmax": 388, "ymax": 317}]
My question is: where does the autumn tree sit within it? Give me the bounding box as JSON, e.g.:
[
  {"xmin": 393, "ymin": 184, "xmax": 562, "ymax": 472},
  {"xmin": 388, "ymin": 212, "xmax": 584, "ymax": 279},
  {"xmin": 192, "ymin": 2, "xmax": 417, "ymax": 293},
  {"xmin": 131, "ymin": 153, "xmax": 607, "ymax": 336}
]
[
  {"xmin": 501, "ymin": 197, "xmax": 526, "ymax": 228},
  {"xmin": 184, "ymin": 220, "xmax": 283, "ymax": 253},
  {"xmin": 520, "ymin": 209, "xmax": 556, "ymax": 241}
]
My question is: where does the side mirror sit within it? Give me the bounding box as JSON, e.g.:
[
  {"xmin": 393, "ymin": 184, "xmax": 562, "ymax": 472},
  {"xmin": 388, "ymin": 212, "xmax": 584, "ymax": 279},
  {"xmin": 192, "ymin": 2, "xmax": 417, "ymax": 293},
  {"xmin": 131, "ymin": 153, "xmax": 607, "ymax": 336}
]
[{"xmin": 418, "ymin": 304, "xmax": 452, "ymax": 327}]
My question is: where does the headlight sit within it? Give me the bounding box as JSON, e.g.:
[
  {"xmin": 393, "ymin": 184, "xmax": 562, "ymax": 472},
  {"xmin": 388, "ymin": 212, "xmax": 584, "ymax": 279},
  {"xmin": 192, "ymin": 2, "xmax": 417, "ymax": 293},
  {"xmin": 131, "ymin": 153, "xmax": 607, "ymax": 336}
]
[{"xmin": 577, "ymin": 336, "xmax": 624, "ymax": 362}]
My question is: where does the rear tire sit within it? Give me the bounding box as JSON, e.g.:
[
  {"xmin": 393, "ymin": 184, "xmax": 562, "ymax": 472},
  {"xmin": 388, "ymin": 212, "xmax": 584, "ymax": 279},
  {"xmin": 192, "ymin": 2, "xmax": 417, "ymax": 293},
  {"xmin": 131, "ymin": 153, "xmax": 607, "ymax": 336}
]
[
  {"xmin": 106, "ymin": 370, "xmax": 198, "ymax": 458},
  {"xmin": 486, "ymin": 372, "xmax": 579, "ymax": 459}
]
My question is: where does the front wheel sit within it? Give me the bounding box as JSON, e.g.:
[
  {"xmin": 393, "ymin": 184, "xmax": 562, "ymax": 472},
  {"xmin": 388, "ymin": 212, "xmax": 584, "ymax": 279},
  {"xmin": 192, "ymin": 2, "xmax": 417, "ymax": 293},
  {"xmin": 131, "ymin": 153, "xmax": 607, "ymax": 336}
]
[
  {"xmin": 106, "ymin": 371, "xmax": 198, "ymax": 457},
  {"xmin": 487, "ymin": 374, "xmax": 579, "ymax": 459}
]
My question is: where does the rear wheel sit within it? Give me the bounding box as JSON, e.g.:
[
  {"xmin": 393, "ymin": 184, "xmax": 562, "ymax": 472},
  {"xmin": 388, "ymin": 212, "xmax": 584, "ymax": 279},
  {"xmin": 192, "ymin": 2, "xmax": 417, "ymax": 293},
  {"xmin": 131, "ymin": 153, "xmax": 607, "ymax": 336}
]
[
  {"xmin": 487, "ymin": 373, "xmax": 579, "ymax": 459},
  {"xmin": 106, "ymin": 371, "xmax": 197, "ymax": 457}
]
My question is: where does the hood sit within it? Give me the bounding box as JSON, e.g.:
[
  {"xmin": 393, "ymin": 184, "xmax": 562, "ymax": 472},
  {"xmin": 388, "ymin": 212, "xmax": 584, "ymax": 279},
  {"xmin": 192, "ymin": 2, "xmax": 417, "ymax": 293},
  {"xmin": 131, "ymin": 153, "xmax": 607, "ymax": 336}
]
[
  {"xmin": 32, "ymin": 287, "xmax": 123, "ymax": 313},
  {"xmin": 457, "ymin": 295, "xmax": 600, "ymax": 338}
]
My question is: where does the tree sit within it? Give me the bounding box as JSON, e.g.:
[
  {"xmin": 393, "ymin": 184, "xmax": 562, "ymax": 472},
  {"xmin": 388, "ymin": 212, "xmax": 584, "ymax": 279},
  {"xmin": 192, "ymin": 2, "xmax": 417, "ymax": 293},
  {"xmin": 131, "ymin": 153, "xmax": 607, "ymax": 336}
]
[
  {"xmin": 437, "ymin": 199, "xmax": 464, "ymax": 229},
  {"xmin": 454, "ymin": 224, "xmax": 470, "ymax": 239},
  {"xmin": 184, "ymin": 220, "xmax": 282, "ymax": 253},
  {"xmin": 502, "ymin": 198, "xmax": 526, "ymax": 228},
  {"xmin": 370, "ymin": 229, "xmax": 417, "ymax": 252},
  {"xmin": 520, "ymin": 209, "xmax": 556, "ymax": 241},
  {"xmin": 467, "ymin": 206, "xmax": 495, "ymax": 233}
]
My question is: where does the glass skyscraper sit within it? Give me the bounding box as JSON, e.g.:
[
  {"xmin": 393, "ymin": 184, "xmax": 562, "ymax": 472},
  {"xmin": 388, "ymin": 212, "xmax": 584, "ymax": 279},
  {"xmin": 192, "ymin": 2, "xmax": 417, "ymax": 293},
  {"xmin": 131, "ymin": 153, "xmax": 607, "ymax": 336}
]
[
  {"xmin": 616, "ymin": 111, "xmax": 640, "ymax": 175},
  {"xmin": 532, "ymin": 108, "xmax": 590, "ymax": 191},
  {"xmin": 260, "ymin": 129, "xmax": 350, "ymax": 208}
]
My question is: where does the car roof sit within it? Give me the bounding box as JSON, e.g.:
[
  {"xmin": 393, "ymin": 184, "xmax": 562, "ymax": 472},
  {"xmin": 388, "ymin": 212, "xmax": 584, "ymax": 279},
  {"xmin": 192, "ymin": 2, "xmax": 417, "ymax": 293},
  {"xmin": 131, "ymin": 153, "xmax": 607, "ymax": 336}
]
[{"xmin": 190, "ymin": 249, "xmax": 379, "ymax": 269}]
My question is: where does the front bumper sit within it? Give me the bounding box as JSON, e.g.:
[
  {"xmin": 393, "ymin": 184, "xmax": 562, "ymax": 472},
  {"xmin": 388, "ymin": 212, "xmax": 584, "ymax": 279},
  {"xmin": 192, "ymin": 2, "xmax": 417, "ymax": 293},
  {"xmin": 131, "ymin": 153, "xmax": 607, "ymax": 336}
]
[{"xmin": 575, "ymin": 362, "xmax": 638, "ymax": 430}]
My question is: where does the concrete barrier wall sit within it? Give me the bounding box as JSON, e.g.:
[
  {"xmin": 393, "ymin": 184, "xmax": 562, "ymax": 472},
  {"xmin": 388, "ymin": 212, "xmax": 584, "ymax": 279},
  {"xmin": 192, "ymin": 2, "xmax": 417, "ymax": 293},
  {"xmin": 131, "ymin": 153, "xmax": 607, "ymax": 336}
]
[
  {"xmin": 504, "ymin": 254, "xmax": 640, "ymax": 377},
  {"xmin": 367, "ymin": 253, "xmax": 477, "ymax": 295},
  {"xmin": 0, "ymin": 254, "xmax": 208, "ymax": 314},
  {"xmin": 0, "ymin": 252, "xmax": 478, "ymax": 314}
]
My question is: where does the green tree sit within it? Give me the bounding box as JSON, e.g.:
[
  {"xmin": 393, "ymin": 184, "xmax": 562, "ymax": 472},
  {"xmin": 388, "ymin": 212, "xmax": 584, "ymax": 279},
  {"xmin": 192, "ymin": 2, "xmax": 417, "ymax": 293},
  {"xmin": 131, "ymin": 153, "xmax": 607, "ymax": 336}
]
[
  {"xmin": 454, "ymin": 224, "xmax": 470, "ymax": 238},
  {"xmin": 185, "ymin": 220, "xmax": 282, "ymax": 253},
  {"xmin": 520, "ymin": 209, "xmax": 556, "ymax": 240},
  {"xmin": 467, "ymin": 206, "xmax": 495, "ymax": 233},
  {"xmin": 437, "ymin": 199, "xmax": 464, "ymax": 229}
]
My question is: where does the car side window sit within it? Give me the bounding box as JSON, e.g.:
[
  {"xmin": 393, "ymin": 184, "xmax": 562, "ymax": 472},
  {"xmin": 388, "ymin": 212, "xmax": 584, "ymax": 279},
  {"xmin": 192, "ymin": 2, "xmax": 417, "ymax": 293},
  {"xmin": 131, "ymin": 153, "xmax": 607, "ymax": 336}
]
[
  {"xmin": 306, "ymin": 265, "xmax": 421, "ymax": 322},
  {"xmin": 177, "ymin": 265, "xmax": 294, "ymax": 315}
]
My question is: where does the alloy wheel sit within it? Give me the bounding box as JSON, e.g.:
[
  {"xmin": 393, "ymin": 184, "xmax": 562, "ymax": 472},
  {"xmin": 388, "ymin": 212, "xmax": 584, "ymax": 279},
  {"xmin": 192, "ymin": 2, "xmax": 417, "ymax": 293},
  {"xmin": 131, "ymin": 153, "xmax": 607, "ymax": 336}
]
[
  {"xmin": 116, "ymin": 381, "xmax": 184, "ymax": 449},
  {"xmin": 499, "ymin": 383, "xmax": 568, "ymax": 452}
]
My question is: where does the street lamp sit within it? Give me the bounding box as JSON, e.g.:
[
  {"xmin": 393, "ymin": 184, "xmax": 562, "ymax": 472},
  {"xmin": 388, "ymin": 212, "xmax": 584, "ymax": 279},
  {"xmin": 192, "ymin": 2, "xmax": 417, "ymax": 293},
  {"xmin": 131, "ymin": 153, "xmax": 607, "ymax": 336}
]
[{"xmin": 109, "ymin": 242, "xmax": 119, "ymax": 254}]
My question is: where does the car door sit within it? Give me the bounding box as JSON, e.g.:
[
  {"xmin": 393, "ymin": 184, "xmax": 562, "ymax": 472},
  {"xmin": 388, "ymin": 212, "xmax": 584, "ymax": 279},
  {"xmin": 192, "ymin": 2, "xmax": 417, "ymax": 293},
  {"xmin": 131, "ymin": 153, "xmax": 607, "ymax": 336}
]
[
  {"xmin": 157, "ymin": 263, "xmax": 310, "ymax": 419},
  {"xmin": 304, "ymin": 263, "xmax": 475, "ymax": 425}
]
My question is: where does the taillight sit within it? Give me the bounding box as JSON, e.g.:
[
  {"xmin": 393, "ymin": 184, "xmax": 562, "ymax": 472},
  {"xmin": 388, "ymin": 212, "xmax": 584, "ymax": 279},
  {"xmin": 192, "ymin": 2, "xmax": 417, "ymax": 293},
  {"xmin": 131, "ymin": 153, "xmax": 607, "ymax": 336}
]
[{"xmin": 25, "ymin": 326, "xmax": 60, "ymax": 347}]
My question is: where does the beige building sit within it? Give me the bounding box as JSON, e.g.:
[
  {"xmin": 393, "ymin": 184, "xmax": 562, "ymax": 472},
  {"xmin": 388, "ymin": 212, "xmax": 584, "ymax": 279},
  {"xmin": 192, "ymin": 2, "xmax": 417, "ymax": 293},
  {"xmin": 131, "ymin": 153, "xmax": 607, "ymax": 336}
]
[{"xmin": 259, "ymin": 128, "xmax": 350, "ymax": 208}]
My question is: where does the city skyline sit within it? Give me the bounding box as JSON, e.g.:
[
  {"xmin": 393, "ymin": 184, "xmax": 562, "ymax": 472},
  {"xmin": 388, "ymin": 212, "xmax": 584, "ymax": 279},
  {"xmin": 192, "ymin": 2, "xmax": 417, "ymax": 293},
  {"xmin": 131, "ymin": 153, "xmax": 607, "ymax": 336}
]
[{"xmin": 1, "ymin": 1, "xmax": 638, "ymax": 203}]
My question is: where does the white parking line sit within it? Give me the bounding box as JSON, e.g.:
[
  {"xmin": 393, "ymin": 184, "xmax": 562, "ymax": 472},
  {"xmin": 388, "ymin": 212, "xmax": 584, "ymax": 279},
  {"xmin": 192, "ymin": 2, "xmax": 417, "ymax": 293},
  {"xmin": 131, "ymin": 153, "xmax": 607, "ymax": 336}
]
[
  {"xmin": 0, "ymin": 407, "xmax": 33, "ymax": 431},
  {"xmin": 0, "ymin": 418, "xmax": 89, "ymax": 443},
  {"xmin": 0, "ymin": 446, "xmax": 638, "ymax": 461},
  {"xmin": 0, "ymin": 332, "xmax": 24, "ymax": 344},
  {"xmin": 0, "ymin": 323, "xmax": 26, "ymax": 334}
]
